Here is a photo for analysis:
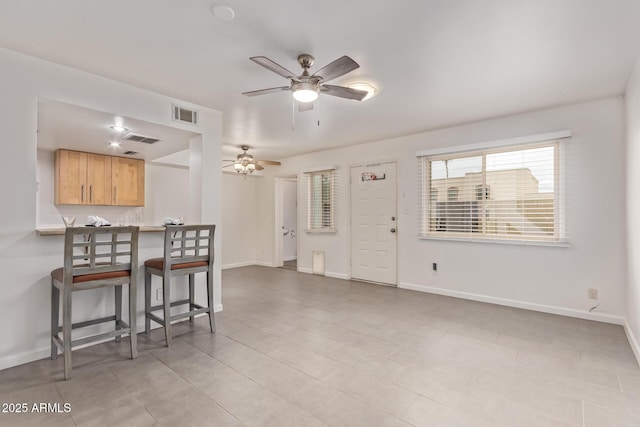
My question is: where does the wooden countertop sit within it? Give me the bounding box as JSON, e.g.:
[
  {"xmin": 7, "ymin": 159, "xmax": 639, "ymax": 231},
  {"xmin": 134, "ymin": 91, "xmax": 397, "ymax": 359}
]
[{"xmin": 36, "ymin": 226, "xmax": 166, "ymax": 236}]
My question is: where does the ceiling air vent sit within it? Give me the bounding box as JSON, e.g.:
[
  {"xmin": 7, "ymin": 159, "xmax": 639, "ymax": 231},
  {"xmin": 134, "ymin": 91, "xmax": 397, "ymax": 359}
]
[
  {"xmin": 123, "ymin": 150, "xmax": 139, "ymax": 155},
  {"xmin": 123, "ymin": 133, "xmax": 160, "ymax": 144},
  {"xmin": 172, "ymin": 104, "xmax": 199, "ymax": 125}
]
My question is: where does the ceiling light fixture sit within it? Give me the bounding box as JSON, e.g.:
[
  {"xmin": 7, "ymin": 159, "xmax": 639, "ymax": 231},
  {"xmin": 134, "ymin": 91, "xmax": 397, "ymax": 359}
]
[
  {"xmin": 234, "ymin": 161, "xmax": 255, "ymax": 175},
  {"xmin": 347, "ymin": 82, "xmax": 377, "ymax": 101},
  {"xmin": 292, "ymin": 82, "xmax": 319, "ymax": 103},
  {"xmin": 211, "ymin": 4, "xmax": 235, "ymax": 21},
  {"xmin": 110, "ymin": 125, "xmax": 128, "ymax": 132},
  {"xmin": 109, "ymin": 141, "xmax": 121, "ymax": 148}
]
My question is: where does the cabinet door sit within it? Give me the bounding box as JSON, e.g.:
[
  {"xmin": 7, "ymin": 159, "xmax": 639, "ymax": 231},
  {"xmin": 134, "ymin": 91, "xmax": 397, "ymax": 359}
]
[
  {"xmin": 86, "ymin": 154, "xmax": 112, "ymax": 205},
  {"xmin": 55, "ymin": 150, "xmax": 87, "ymax": 205},
  {"xmin": 112, "ymin": 157, "xmax": 145, "ymax": 206}
]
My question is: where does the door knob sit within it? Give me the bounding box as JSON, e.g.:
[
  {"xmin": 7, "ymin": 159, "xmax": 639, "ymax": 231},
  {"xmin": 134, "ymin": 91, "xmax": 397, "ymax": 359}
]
[{"xmin": 390, "ymin": 228, "xmax": 396, "ymax": 233}]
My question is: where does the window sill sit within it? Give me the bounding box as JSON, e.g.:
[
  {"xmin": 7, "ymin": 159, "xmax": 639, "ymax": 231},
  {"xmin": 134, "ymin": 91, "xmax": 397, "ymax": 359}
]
[
  {"xmin": 418, "ymin": 235, "xmax": 571, "ymax": 247},
  {"xmin": 305, "ymin": 229, "xmax": 337, "ymax": 234}
]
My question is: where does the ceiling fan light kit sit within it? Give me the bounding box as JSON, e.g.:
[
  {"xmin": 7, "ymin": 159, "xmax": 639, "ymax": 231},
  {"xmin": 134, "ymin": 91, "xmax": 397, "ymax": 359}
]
[
  {"xmin": 242, "ymin": 53, "xmax": 369, "ymax": 111},
  {"xmin": 224, "ymin": 145, "xmax": 281, "ymax": 176},
  {"xmin": 292, "ymin": 85, "xmax": 319, "ymax": 103}
]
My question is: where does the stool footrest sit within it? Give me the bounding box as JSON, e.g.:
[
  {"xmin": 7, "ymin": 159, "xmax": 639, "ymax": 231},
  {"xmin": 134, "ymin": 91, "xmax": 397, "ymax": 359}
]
[
  {"xmin": 145, "ymin": 305, "xmax": 211, "ymax": 325},
  {"xmin": 57, "ymin": 315, "xmax": 119, "ymax": 332},
  {"xmin": 72, "ymin": 326, "xmax": 131, "ymax": 348},
  {"xmin": 170, "ymin": 306, "xmax": 210, "ymax": 321},
  {"xmin": 146, "ymin": 312, "xmax": 165, "ymax": 326},
  {"xmin": 52, "ymin": 322, "xmax": 131, "ymax": 351},
  {"xmin": 147, "ymin": 299, "xmax": 190, "ymax": 313}
]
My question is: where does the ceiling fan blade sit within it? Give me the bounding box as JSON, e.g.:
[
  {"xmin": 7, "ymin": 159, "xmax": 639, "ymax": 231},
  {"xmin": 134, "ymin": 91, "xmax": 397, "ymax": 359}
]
[
  {"xmin": 257, "ymin": 160, "xmax": 281, "ymax": 166},
  {"xmin": 298, "ymin": 102, "xmax": 314, "ymax": 112},
  {"xmin": 311, "ymin": 56, "xmax": 359, "ymax": 82},
  {"xmin": 255, "ymin": 164, "xmax": 265, "ymax": 171},
  {"xmin": 222, "ymin": 163, "xmax": 237, "ymax": 168},
  {"xmin": 250, "ymin": 56, "xmax": 299, "ymax": 81},
  {"xmin": 242, "ymin": 86, "xmax": 290, "ymax": 97},
  {"xmin": 321, "ymin": 84, "xmax": 368, "ymax": 101}
]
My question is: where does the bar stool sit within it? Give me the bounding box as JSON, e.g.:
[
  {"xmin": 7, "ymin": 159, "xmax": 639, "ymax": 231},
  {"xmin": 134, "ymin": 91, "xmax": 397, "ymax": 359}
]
[
  {"xmin": 51, "ymin": 226, "xmax": 139, "ymax": 380},
  {"xmin": 144, "ymin": 224, "xmax": 215, "ymax": 346}
]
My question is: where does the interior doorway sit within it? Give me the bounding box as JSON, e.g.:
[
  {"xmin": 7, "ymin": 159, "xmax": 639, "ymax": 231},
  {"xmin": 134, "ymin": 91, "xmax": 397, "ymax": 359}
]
[
  {"xmin": 276, "ymin": 176, "xmax": 298, "ymax": 270},
  {"xmin": 350, "ymin": 162, "xmax": 398, "ymax": 285}
]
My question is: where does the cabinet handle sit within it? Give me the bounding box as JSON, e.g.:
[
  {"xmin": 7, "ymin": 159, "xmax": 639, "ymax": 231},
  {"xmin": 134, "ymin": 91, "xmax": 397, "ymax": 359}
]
[
  {"xmin": 89, "ymin": 185, "xmax": 92, "ymax": 203},
  {"xmin": 81, "ymin": 185, "xmax": 84, "ymax": 203}
]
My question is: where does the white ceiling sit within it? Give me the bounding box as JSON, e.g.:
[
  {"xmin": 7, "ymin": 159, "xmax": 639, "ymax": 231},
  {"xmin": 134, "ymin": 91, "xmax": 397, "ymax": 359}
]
[
  {"xmin": 37, "ymin": 99, "xmax": 198, "ymax": 162},
  {"xmin": 3, "ymin": 1, "xmax": 640, "ymax": 161}
]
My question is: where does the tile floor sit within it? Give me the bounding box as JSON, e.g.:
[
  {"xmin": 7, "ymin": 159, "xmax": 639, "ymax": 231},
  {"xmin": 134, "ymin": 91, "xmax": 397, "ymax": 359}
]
[{"xmin": 1, "ymin": 265, "xmax": 639, "ymax": 426}]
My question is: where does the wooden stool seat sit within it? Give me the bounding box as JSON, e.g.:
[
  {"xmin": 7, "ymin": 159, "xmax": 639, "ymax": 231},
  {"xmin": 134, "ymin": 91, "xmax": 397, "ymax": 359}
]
[
  {"xmin": 143, "ymin": 258, "xmax": 208, "ymax": 270},
  {"xmin": 144, "ymin": 224, "xmax": 215, "ymax": 346},
  {"xmin": 51, "ymin": 267, "xmax": 131, "ymax": 283}
]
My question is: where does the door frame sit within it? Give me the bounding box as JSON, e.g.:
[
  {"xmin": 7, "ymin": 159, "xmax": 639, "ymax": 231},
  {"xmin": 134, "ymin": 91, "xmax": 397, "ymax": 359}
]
[
  {"xmin": 274, "ymin": 175, "xmax": 298, "ymax": 268},
  {"xmin": 348, "ymin": 159, "xmax": 399, "ymax": 285}
]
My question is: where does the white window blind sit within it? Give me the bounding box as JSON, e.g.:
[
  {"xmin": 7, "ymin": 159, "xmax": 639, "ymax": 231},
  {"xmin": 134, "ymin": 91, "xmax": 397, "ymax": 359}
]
[
  {"xmin": 418, "ymin": 140, "xmax": 563, "ymax": 243},
  {"xmin": 305, "ymin": 168, "xmax": 336, "ymax": 232}
]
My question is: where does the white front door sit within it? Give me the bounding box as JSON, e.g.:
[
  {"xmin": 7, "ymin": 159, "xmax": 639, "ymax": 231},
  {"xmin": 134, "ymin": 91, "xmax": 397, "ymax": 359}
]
[{"xmin": 350, "ymin": 162, "xmax": 397, "ymax": 285}]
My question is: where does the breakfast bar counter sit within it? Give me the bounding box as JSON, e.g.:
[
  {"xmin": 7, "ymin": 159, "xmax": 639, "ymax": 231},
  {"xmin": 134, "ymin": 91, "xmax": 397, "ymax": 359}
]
[{"xmin": 36, "ymin": 226, "xmax": 167, "ymax": 236}]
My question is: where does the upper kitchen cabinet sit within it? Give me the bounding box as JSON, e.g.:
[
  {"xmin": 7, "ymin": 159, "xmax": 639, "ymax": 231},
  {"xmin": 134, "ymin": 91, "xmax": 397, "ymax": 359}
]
[
  {"xmin": 86, "ymin": 153, "xmax": 112, "ymax": 205},
  {"xmin": 54, "ymin": 149, "xmax": 143, "ymax": 206},
  {"xmin": 55, "ymin": 149, "xmax": 87, "ymax": 205},
  {"xmin": 111, "ymin": 156, "xmax": 145, "ymax": 206}
]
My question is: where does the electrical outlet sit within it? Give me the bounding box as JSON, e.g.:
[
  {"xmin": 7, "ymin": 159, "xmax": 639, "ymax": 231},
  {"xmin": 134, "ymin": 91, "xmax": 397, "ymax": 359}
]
[
  {"xmin": 156, "ymin": 288, "xmax": 163, "ymax": 301},
  {"xmin": 588, "ymin": 288, "xmax": 598, "ymax": 300}
]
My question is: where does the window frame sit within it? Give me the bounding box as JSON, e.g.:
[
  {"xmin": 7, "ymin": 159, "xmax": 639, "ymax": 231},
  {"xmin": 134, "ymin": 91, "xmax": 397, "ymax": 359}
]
[
  {"xmin": 305, "ymin": 168, "xmax": 337, "ymax": 233},
  {"xmin": 418, "ymin": 139, "xmax": 566, "ymax": 245}
]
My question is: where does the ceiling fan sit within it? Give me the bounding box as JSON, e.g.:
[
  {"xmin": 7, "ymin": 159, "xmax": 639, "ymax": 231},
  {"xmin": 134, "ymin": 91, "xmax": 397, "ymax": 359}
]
[
  {"xmin": 223, "ymin": 145, "xmax": 281, "ymax": 175},
  {"xmin": 242, "ymin": 54, "xmax": 368, "ymax": 111}
]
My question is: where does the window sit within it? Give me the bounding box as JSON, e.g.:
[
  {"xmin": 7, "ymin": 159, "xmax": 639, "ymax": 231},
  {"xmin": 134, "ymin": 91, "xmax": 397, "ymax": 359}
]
[
  {"xmin": 305, "ymin": 168, "xmax": 336, "ymax": 232},
  {"xmin": 476, "ymin": 184, "xmax": 490, "ymax": 200},
  {"xmin": 419, "ymin": 140, "xmax": 561, "ymax": 243},
  {"xmin": 447, "ymin": 187, "xmax": 459, "ymax": 201}
]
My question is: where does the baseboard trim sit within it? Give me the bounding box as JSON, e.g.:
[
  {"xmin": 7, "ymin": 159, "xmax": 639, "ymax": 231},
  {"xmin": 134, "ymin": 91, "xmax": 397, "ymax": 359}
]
[
  {"xmin": 0, "ymin": 304, "xmax": 225, "ymax": 372},
  {"xmin": 283, "ymin": 256, "xmax": 297, "ymax": 262},
  {"xmin": 222, "ymin": 261, "xmax": 256, "ymax": 270},
  {"xmin": 222, "ymin": 261, "xmax": 277, "ymax": 269},
  {"xmin": 398, "ymin": 282, "xmax": 625, "ymax": 325},
  {"xmin": 254, "ymin": 261, "xmax": 276, "ymax": 268},
  {"xmin": 298, "ymin": 267, "xmax": 313, "ymax": 274},
  {"xmin": 0, "ymin": 348, "xmax": 50, "ymax": 372},
  {"xmin": 624, "ymin": 320, "xmax": 640, "ymax": 367},
  {"xmin": 326, "ymin": 271, "xmax": 349, "ymax": 280}
]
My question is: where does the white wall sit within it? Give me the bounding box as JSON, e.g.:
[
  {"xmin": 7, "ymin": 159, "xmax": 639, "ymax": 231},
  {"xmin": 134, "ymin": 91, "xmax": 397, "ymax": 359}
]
[
  {"xmin": 256, "ymin": 97, "xmax": 627, "ymax": 322},
  {"xmin": 221, "ymin": 173, "xmax": 259, "ymax": 268},
  {"xmin": 0, "ymin": 47, "xmax": 223, "ymax": 370},
  {"xmin": 625, "ymin": 56, "xmax": 640, "ymax": 362},
  {"xmin": 145, "ymin": 163, "xmax": 190, "ymax": 225},
  {"xmin": 282, "ymin": 179, "xmax": 297, "ymax": 261}
]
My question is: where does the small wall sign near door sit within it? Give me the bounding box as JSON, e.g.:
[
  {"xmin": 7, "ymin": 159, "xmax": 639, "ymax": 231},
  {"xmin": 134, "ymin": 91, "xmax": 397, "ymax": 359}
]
[{"xmin": 361, "ymin": 172, "xmax": 385, "ymax": 181}]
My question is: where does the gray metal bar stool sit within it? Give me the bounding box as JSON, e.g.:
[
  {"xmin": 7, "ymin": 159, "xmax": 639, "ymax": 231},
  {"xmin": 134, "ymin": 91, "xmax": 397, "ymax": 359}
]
[
  {"xmin": 144, "ymin": 224, "xmax": 215, "ymax": 346},
  {"xmin": 51, "ymin": 226, "xmax": 139, "ymax": 380}
]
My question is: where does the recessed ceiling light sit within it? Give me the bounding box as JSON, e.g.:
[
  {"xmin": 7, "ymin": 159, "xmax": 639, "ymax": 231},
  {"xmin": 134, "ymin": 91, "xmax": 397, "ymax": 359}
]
[
  {"xmin": 110, "ymin": 125, "xmax": 128, "ymax": 132},
  {"xmin": 109, "ymin": 141, "xmax": 121, "ymax": 148},
  {"xmin": 211, "ymin": 4, "xmax": 235, "ymax": 21},
  {"xmin": 348, "ymin": 82, "xmax": 378, "ymax": 101}
]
